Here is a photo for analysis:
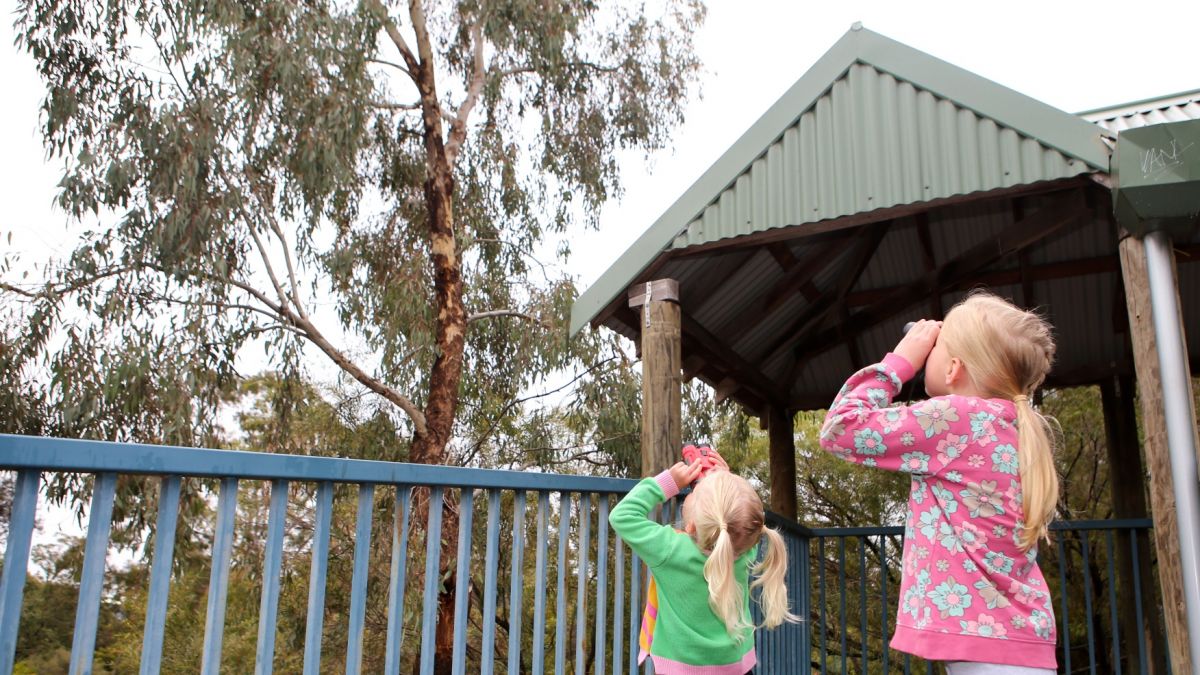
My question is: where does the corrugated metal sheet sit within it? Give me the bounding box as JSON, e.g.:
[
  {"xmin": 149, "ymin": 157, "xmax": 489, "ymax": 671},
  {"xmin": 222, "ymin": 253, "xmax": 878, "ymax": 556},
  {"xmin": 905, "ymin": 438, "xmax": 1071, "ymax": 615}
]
[
  {"xmin": 670, "ymin": 64, "xmax": 1090, "ymax": 250},
  {"xmin": 1080, "ymin": 89, "xmax": 1200, "ymax": 133}
]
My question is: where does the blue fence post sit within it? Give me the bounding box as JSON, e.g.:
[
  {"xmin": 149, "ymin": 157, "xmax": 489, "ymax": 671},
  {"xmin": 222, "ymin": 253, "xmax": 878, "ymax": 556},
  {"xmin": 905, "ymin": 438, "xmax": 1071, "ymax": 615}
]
[
  {"xmin": 0, "ymin": 470, "xmax": 40, "ymax": 675},
  {"xmin": 385, "ymin": 486, "xmax": 414, "ymax": 674},
  {"xmin": 69, "ymin": 472, "xmax": 118, "ymax": 675},
  {"xmin": 140, "ymin": 475, "xmax": 182, "ymax": 675},
  {"xmin": 256, "ymin": 479, "xmax": 290, "ymax": 675},
  {"xmin": 201, "ymin": 476, "xmax": 239, "ymax": 675},
  {"xmin": 345, "ymin": 483, "xmax": 375, "ymax": 675},
  {"xmin": 302, "ymin": 480, "xmax": 334, "ymax": 675},
  {"xmin": 507, "ymin": 490, "xmax": 528, "ymax": 675},
  {"xmin": 419, "ymin": 487, "xmax": 446, "ymax": 675},
  {"xmin": 451, "ymin": 489, "xmax": 474, "ymax": 675},
  {"xmin": 480, "ymin": 489, "xmax": 502, "ymax": 675}
]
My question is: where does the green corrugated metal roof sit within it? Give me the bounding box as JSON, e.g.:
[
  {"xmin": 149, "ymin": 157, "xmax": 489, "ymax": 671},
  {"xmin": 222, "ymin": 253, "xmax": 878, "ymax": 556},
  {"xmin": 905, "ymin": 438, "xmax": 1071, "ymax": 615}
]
[{"xmin": 570, "ymin": 25, "xmax": 1112, "ymax": 336}]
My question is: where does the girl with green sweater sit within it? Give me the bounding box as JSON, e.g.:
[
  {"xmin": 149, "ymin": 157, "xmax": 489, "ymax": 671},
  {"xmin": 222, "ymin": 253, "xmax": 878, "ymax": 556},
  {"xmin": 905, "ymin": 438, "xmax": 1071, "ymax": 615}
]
[{"xmin": 609, "ymin": 451, "xmax": 797, "ymax": 674}]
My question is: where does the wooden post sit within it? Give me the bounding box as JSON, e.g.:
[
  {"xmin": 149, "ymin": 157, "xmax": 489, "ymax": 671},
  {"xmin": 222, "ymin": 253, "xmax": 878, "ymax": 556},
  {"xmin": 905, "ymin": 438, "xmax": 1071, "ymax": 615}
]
[
  {"xmin": 1118, "ymin": 233, "xmax": 1199, "ymax": 675},
  {"xmin": 1101, "ymin": 375, "xmax": 1168, "ymax": 675},
  {"xmin": 767, "ymin": 405, "xmax": 798, "ymax": 520},
  {"xmin": 630, "ymin": 280, "xmax": 681, "ymax": 476}
]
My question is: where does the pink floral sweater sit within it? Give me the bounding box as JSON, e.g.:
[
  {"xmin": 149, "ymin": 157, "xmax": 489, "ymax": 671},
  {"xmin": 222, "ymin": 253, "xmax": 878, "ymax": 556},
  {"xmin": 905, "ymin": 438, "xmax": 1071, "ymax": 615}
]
[{"xmin": 818, "ymin": 353, "xmax": 1056, "ymax": 669}]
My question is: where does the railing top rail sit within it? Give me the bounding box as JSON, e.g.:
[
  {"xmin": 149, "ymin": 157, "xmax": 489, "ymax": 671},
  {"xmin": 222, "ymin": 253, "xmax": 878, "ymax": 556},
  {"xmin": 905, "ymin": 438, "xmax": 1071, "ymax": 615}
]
[{"xmin": 0, "ymin": 435, "xmax": 640, "ymax": 494}]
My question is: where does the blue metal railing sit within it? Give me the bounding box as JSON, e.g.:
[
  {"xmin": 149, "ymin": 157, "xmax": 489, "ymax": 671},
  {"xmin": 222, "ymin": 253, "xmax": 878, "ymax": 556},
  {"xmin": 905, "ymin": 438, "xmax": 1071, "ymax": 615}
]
[
  {"xmin": 0, "ymin": 435, "xmax": 1164, "ymax": 674},
  {"xmin": 789, "ymin": 518, "xmax": 1162, "ymax": 675}
]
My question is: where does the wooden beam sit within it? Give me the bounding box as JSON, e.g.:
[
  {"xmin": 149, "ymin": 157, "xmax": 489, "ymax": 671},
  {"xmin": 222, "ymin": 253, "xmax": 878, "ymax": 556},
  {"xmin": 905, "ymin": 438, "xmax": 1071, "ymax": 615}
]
[
  {"xmin": 1119, "ymin": 234, "xmax": 1194, "ymax": 675},
  {"xmin": 915, "ymin": 212, "xmax": 943, "ymax": 319},
  {"xmin": 767, "ymin": 405, "xmax": 797, "ymax": 520},
  {"xmin": 757, "ymin": 222, "xmax": 890, "ymax": 368},
  {"xmin": 841, "ymin": 243, "xmax": 1200, "ymax": 307},
  {"xmin": 782, "ymin": 196, "xmax": 1092, "ymax": 364},
  {"xmin": 634, "ymin": 279, "xmax": 681, "ymax": 476},
  {"xmin": 680, "ymin": 314, "xmax": 790, "ymax": 408},
  {"xmin": 711, "ymin": 236, "xmax": 846, "ymax": 339}
]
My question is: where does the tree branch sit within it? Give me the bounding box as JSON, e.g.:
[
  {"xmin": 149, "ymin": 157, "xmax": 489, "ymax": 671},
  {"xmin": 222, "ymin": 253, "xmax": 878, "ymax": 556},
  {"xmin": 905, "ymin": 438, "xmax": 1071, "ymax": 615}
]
[
  {"xmin": 445, "ymin": 9, "xmax": 486, "ymax": 165},
  {"xmin": 368, "ymin": 0, "xmax": 421, "ymax": 76},
  {"xmin": 466, "ymin": 309, "xmax": 544, "ymax": 325},
  {"xmin": 367, "ymin": 57, "xmax": 412, "ymax": 78}
]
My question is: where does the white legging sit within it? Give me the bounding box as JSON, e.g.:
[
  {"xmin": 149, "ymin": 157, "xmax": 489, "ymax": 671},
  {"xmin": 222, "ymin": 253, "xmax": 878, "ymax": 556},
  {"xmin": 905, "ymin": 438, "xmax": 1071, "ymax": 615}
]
[{"xmin": 945, "ymin": 663, "xmax": 1055, "ymax": 675}]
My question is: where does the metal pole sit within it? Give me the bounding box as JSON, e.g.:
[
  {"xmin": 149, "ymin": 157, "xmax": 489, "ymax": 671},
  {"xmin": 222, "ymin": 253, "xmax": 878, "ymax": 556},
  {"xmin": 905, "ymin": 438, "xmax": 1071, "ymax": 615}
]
[{"xmin": 1144, "ymin": 228, "xmax": 1200, "ymax": 662}]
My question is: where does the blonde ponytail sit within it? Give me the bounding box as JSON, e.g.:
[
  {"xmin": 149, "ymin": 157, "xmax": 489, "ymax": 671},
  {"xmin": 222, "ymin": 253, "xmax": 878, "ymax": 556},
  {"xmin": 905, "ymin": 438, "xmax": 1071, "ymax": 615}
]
[
  {"xmin": 941, "ymin": 291, "xmax": 1060, "ymax": 552},
  {"xmin": 1014, "ymin": 395, "xmax": 1059, "ymax": 550},
  {"xmin": 752, "ymin": 527, "xmax": 801, "ymax": 628},
  {"xmin": 703, "ymin": 526, "xmax": 751, "ymax": 640},
  {"xmin": 686, "ymin": 471, "xmax": 799, "ymax": 640}
]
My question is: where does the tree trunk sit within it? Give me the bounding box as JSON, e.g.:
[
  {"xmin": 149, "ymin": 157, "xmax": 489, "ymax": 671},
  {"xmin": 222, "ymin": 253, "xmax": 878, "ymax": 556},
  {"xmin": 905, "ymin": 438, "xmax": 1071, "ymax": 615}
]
[{"xmin": 407, "ymin": 47, "xmax": 469, "ymax": 672}]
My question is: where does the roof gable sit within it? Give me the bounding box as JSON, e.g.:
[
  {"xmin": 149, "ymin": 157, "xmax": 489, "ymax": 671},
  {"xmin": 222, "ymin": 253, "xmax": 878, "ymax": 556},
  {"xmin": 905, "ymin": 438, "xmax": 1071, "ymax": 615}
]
[{"xmin": 571, "ymin": 26, "xmax": 1112, "ymax": 335}]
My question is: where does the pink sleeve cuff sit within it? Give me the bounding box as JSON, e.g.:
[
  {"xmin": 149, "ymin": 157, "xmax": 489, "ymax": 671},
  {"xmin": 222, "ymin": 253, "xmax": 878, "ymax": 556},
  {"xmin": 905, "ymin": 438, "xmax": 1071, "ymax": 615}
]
[
  {"xmin": 654, "ymin": 471, "xmax": 680, "ymax": 500},
  {"xmin": 883, "ymin": 352, "xmax": 917, "ymax": 382}
]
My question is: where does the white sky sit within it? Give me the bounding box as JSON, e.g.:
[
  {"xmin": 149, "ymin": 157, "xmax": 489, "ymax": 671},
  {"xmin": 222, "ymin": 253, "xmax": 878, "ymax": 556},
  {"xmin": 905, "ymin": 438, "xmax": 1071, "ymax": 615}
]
[{"xmin": 5, "ymin": 1, "xmax": 1199, "ymax": 291}]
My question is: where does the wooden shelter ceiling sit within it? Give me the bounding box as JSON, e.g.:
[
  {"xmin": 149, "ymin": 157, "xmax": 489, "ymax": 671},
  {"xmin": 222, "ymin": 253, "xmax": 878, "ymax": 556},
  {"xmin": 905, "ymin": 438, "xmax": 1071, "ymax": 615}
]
[{"xmin": 595, "ymin": 177, "xmax": 1200, "ymax": 416}]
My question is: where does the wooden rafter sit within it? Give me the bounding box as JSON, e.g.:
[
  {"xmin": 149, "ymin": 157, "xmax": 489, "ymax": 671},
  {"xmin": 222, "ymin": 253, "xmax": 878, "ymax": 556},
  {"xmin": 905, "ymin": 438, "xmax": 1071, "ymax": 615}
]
[
  {"xmin": 756, "ymin": 221, "xmax": 890, "ymax": 369},
  {"xmin": 791, "ymin": 192, "xmax": 1092, "ymax": 362}
]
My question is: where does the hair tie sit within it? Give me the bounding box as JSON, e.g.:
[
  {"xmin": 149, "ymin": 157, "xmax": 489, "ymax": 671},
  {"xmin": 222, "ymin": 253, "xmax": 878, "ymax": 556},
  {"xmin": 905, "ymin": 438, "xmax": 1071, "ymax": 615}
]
[{"xmin": 1013, "ymin": 395, "xmax": 1029, "ymax": 405}]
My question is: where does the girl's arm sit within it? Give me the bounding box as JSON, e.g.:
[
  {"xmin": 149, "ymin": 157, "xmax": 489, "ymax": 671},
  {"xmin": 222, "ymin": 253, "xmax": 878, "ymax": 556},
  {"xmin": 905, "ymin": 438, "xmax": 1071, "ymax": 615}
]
[
  {"xmin": 818, "ymin": 352, "xmax": 938, "ymax": 473},
  {"xmin": 608, "ymin": 472, "xmax": 682, "ymax": 568}
]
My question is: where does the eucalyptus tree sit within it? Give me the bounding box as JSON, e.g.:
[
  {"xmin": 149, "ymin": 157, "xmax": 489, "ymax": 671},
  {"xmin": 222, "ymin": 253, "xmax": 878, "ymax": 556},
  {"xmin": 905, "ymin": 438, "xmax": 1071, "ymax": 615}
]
[
  {"xmin": 7, "ymin": 0, "xmax": 705, "ymax": 669},
  {"xmin": 6, "ymin": 0, "xmax": 704, "ymax": 459}
]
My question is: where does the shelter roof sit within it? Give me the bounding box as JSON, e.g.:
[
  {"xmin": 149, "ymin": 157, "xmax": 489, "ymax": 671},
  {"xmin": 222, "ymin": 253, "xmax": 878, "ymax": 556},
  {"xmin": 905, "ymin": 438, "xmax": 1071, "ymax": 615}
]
[
  {"xmin": 1080, "ymin": 88, "xmax": 1200, "ymax": 133},
  {"xmin": 570, "ymin": 27, "xmax": 1198, "ymax": 415}
]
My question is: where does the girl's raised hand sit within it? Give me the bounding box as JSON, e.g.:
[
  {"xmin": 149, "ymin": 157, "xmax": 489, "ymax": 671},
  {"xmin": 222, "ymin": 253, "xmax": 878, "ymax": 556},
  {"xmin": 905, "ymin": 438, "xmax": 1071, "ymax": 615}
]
[
  {"xmin": 706, "ymin": 449, "xmax": 731, "ymax": 474},
  {"xmin": 893, "ymin": 319, "xmax": 941, "ymax": 372},
  {"xmin": 668, "ymin": 461, "xmax": 705, "ymax": 490}
]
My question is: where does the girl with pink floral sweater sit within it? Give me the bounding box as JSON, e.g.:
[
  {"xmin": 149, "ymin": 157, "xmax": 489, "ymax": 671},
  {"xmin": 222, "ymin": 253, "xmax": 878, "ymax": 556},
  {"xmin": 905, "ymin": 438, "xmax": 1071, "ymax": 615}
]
[{"xmin": 819, "ymin": 292, "xmax": 1060, "ymax": 674}]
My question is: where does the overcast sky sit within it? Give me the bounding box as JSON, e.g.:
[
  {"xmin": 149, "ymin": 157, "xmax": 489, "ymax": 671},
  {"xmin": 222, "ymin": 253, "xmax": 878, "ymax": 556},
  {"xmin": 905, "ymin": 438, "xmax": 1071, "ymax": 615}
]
[{"xmin": 3, "ymin": 0, "xmax": 1197, "ymax": 331}]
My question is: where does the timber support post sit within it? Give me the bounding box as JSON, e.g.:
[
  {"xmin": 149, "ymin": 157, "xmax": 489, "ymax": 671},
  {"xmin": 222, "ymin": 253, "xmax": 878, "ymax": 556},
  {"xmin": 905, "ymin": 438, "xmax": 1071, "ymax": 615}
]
[
  {"xmin": 768, "ymin": 405, "xmax": 798, "ymax": 520},
  {"xmin": 1118, "ymin": 232, "xmax": 1200, "ymax": 675},
  {"xmin": 630, "ymin": 279, "xmax": 682, "ymax": 476}
]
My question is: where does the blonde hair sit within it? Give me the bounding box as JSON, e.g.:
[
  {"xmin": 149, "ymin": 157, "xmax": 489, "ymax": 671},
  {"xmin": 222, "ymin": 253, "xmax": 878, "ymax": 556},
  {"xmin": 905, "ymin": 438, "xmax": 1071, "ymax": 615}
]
[
  {"xmin": 940, "ymin": 291, "xmax": 1059, "ymax": 550},
  {"xmin": 683, "ymin": 472, "xmax": 799, "ymax": 640}
]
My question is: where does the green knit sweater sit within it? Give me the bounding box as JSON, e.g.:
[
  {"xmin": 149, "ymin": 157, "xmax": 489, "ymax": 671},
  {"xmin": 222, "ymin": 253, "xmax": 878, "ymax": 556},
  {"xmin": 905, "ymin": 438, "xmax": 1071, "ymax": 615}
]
[{"xmin": 608, "ymin": 474, "xmax": 757, "ymax": 669}]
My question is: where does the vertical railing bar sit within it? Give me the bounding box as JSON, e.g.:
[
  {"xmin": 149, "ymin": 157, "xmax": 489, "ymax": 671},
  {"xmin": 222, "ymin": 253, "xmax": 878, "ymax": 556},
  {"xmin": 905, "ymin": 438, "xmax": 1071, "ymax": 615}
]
[
  {"xmin": 799, "ymin": 533, "xmax": 813, "ymax": 674},
  {"xmin": 419, "ymin": 486, "xmax": 446, "ymax": 675},
  {"xmin": 345, "ymin": 483, "xmax": 376, "ymax": 675},
  {"xmin": 859, "ymin": 537, "xmax": 867, "ymax": 675},
  {"xmin": 595, "ymin": 496, "xmax": 610, "ymax": 675},
  {"xmin": 1131, "ymin": 531, "xmax": 1148, "ymax": 675},
  {"xmin": 0, "ymin": 469, "xmax": 40, "ymax": 675},
  {"xmin": 1058, "ymin": 535, "xmax": 1072, "ymax": 675},
  {"xmin": 385, "ymin": 485, "xmax": 414, "ymax": 675},
  {"xmin": 575, "ymin": 493, "xmax": 592, "ymax": 675},
  {"xmin": 532, "ymin": 491, "xmax": 551, "ymax": 675},
  {"xmin": 480, "ymin": 489, "xmax": 502, "ymax": 675},
  {"xmin": 140, "ymin": 475, "xmax": 182, "ymax": 675},
  {"xmin": 818, "ymin": 537, "xmax": 827, "ymax": 675},
  {"xmin": 256, "ymin": 479, "xmax": 290, "ymax": 675},
  {"xmin": 838, "ymin": 537, "xmax": 847, "ymax": 675},
  {"xmin": 451, "ymin": 489, "xmax": 475, "ymax": 675},
  {"xmin": 303, "ymin": 480, "xmax": 334, "ymax": 675},
  {"xmin": 554, "ymin": 492, "xmax": 572, "ymax": 675},
  {"xmin": 507, "ymin": 490, "xmax": 529, "ymax": 675},
  {"xmin": 628, "ymin": 552, "xmax": 641, "ymax": 675},
  {"xmin": 880, "ymin": 535, "xmax": 889, "ymax": 675},
  {"xmin": 1105, "ymin": 530, "xmax": 1120, "ymax": 674},
  {"xmin": 200, "ymin": 476, "xmax": 238, "ymax": 675},
  {"xmin": 70, "ymin": 472, "xmax": 119, "ymax": 675},
  {"xmin": 613, "ymin": 532, "xmax": 625, "ymax": 675},
  {"xmin": 1081, "ymin": 531, "xmax": 1097, "ymax": 673}
]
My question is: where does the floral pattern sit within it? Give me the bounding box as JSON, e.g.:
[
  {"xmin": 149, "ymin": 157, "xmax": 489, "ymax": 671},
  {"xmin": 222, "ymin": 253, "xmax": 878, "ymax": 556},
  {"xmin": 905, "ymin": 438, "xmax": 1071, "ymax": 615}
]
[
  {"xmin": 820, "ymin": 355, "xmax": 1056, "ymax": 662},
  {"xmin": 913, "ymin": 399, "xmax": 959, "ymax": 438}
]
